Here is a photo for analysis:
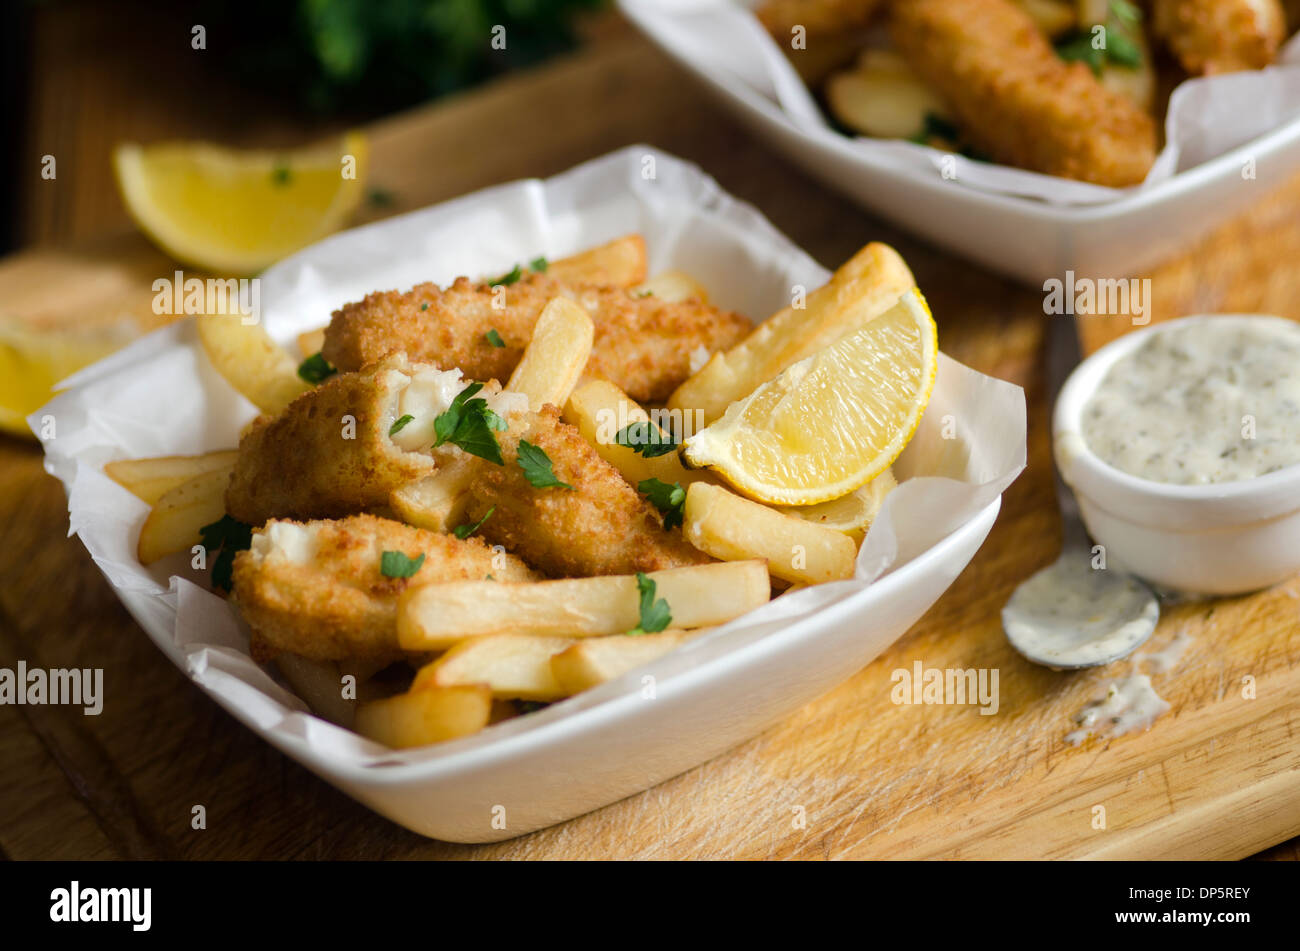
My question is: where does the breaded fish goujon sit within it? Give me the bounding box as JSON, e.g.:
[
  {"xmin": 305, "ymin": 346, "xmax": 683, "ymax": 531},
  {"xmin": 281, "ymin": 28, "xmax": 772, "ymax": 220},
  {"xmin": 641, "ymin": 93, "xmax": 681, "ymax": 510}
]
[
  {"xmin": 464, "ymin": 406, "xmax": 715, "ymax": 578},
  {"xmin": 889, "ymin": 0, "xmax": 1157, "ymax": 187},
  {"xmin": 1152, "ymin": 0, "xmax": 1285, "ymax": 74},
  {"xmin": 225, "ymin": 354, "xmax": 526, "ymax": 525},
  {"xmin": 233, "ymin": 514, "xmax": 539, "ymax": 663},
  {"xmin": 322, "ymin": 273, "xmax": 752, "ymax": 404}
]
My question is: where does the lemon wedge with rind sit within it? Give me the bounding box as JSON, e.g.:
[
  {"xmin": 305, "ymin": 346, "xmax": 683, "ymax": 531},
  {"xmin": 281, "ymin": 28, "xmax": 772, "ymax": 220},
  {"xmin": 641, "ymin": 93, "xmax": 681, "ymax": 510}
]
[
  {"xmin": 0, "ymin": 317, "xmax": 139, "ymax": 437},
  {"xmin": 113, "ymin": 132, "xmax": 368, "ymax": 275},
  {"xmin": 681, "ymin": 288, "xmax": 937, "ymax": 506},
  {"xmin": 776, "ymin": 468, "xmax": 898, "ymax": 541}
]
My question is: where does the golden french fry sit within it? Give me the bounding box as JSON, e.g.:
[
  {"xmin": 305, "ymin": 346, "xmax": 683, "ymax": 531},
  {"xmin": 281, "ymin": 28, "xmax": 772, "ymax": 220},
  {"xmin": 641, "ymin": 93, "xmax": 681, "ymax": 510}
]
[
  {"xmin": 826, "ymin": 52, "xmax": 952, "ymax": 140},
  {"xmin": 563, "ymin": 379, "xmax": 697, "ymax": 488},
  {"xmin": 413, "ymin": 635, "xmax": 575, "ymax": 701},
  {"xmin": 354, "ymin": 684, "xmax": 493, "ymax": 749},
  {"xmin": 136, "ymin": 466, "xmax": 231, "ymax": 565},
  {"xmin": 668, "ymin": 243, "xmax": 914, "ymax": 424},
  {"xmin": 775, "ymin": 468, "xmax": 897, "ymax": 543},
  {"xmin": 1099, "ymin": 31, "xmax": 1155, "ymax": 111},
  {"xmin": 388, "ymin": 451, "xmax": 478, "ymax": 533},
  {"xmin": 105, "ymin": 449, "xmax": 237, "ymax": 505},
  {"xmin": 398, "ymin": 561, "xmax": 769, "ymax": 649},
  {"xmin": 547, "ymin": 234, "xmax": 647, "ymax": 287},
  {"xmin": 196, "ymin": 314, "xmax": 310, "ymax": 415},
  {"xmin": 297, "ymin": 326, "xmax": 327, "ymax": 358},
  {"xmin": 506, "ymin": 297, "xmax": 594, "ymax": 409},
  {"xmin": 275, "ymin": 653, "xmax": 354, "ymax": 728},
  {"xmin": 629, "ymin": 270, "xmax": 710, "ymax": 304},
  {"xmin": 683, "ymin": 482, "xmax": 858, "ymax": 585},
  {"xmin": 550, "ymin": 629, "xmax": 701, "ymax": 694}
]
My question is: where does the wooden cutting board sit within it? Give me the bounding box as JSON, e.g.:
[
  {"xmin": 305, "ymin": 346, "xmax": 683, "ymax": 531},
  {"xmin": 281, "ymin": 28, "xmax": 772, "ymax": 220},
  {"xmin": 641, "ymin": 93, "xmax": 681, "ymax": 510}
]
[{"xmin": 2, "ymin": 30, "xmax": 1298, "ymax": 860}]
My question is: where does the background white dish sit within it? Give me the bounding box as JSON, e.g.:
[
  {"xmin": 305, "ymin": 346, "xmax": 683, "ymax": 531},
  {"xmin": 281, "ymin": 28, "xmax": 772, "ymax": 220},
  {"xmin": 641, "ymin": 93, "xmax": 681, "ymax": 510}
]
[
  {"xmin": 620, "ymin": 0, "xmax": 1300, "ymax": 285},
  {"xmin": 35, "ymin": 147, "xmax": 1025, "ymax": 842}
]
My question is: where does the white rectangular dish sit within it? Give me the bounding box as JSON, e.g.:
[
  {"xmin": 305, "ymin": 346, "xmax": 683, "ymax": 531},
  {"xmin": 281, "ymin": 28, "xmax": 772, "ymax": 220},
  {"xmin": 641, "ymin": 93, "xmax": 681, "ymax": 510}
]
[
  {"xmin": 620, "ymin": 0, "xmax": 1300, "ymax": 285},
  {"xmin": 35, "ymin": 146, "xmax": 1025, "ymax": 842}
]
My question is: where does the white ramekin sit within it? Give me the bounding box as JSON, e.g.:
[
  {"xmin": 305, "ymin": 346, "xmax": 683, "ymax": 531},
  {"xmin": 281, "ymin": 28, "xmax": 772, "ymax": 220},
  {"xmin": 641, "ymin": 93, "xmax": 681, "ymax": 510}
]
[{"xmin": 1054, "ymin": 314, "xmax": 1300, "ymax": 596}]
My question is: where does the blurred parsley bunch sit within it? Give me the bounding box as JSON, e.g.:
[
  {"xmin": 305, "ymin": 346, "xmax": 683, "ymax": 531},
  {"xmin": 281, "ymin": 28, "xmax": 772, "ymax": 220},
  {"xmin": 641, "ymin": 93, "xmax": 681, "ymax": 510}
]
[{"xmin": 208, "ymin": 0, "xmax": 605, "ymax": 113}]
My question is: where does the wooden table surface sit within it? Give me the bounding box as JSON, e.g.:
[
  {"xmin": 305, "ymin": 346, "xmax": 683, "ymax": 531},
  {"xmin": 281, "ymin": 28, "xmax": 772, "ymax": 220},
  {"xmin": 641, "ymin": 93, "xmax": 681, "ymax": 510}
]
[{"xmin": 3, "ymin": 24, "xmax": 1299, "ymax": 860}]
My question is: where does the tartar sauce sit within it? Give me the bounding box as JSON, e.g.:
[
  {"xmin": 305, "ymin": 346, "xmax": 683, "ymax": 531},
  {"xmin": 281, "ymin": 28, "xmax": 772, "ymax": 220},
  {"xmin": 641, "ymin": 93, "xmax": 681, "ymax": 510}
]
[
  {"xmin": 1082, "ymin": 316, "xmax": 1300, "ymax": 485},
  {"xmin": 1065, "ymin": 674, "xmax": 1170, "ymax": 746},
  {"xmin": 1062, "ymin": 630, "xmax": 1193, "ymax": 746}
]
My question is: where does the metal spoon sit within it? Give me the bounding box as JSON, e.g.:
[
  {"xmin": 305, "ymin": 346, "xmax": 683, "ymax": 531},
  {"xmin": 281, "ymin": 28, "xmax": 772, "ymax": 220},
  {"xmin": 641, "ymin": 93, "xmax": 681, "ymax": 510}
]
[{"xmin": 1001, "ymin": 316, "xmax": 1159, "ymax": 669}]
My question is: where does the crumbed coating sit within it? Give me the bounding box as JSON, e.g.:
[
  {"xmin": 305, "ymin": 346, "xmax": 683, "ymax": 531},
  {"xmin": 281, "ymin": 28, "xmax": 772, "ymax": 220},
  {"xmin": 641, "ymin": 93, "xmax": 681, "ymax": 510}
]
[
  {"xmin": 889, "ymin": 0, "xmax": 1157, "ymax": 187},
  {"xmin": 322, "ymin": 273, "xmax": 752, "ymax": 403},
  {"xmin": 234, "ymin": 514, "xmax": 538, "ymax": 662},
  {"xmin": 1152, "ymin": 0, "xmax": 1285, "ymax": 74},
  {"xmin": 225, "ymin": 355, "xmax": 435, "ymax": 525},
  {"xmin": 464, "ymin": 406, "xmax": 714, "ymax": 578}
]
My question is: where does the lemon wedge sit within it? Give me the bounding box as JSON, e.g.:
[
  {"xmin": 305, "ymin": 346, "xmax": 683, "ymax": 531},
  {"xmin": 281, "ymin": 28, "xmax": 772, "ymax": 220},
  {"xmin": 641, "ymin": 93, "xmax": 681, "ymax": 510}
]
[
  {"xmin": 0, "ymin": 317, "xmax": 139, "ymax": 436},
  {"xmin": 775, "ymin": 468, "xmax": 898, "ymax": 541},
  {"xmin": 681, "ymin": 288, "xmax": 937, "ymax": 505},
  {"xmin": 113, "ymin": 132, "xmax": 368, "ymax": 274}
]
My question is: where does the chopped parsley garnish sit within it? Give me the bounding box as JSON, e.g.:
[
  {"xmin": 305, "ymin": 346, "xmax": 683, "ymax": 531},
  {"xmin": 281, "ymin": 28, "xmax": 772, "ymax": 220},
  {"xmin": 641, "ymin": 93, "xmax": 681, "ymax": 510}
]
[
  {"xmin": 453, "ymin": 505, "xmax": 495, "ymax": 539},
  {"xmin": 909, "ymin": 112, "xmax": 960, "ymax": 145},
  {"xmin": 198, "ymin": 515, "xmax": 253, "ymax": 592},
  {"xmin": 627, "ymin": 572, "xmax": 671, "ymax": 636},
  {"xmin": 1056, "ymin": 32, "xmax": 1105, "ymax": 73},
  {"xmin": 485, "ymin": 328, "xmax": 506, "ymax": 348},
  {"xmin": 1105, "ymin": 30, "xmax": 1142, "ymax": 67},
  {"xmin": 517, "ymin": 439, "xmax": 574, "ymax": 489},
  {"xmin": 380, "ymin": 550, "xmax": 425, "ymax": 579},
  {"xmin": 490, "ymin": 257, "xmax": 547, "ymax": 286},
  {"xmin": 367, "ymin": 187, "xmax": 395, "ymax": 207},
  {"xmin": 490, "ymin": 264, "xmax": 524, "ymax": 286},
  {"xmin": 420, "ymin": 302, "xmax": 429, "ymax": 311},
  {"xmin": 615, "ymin": 421, "xmax": 679, "ymax": 458},
  {"xmin": 389, "ymin": 414, "xmax": 414, "ymax": 436},
  {"xmin": 1055, "ymin": 1, "xmax": 1144, "ymax": 74},
  {"xmin": 1109, "ymin": 0, "xmax": 1140, "ymax": 26},
  {"xmin": 432, "ymin": 382, "xmax": 506, "ymax": 465},
  {"xmin": 638, "ymin": 478, "xmax": 686, "ymax": 530},
  {"xmin": 271, "ymin": 163, "xmax": 291, "ymax": 186},
  {"xmin": 297, "ymin": 352, "xmax": 337, "ymax": 384}
]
